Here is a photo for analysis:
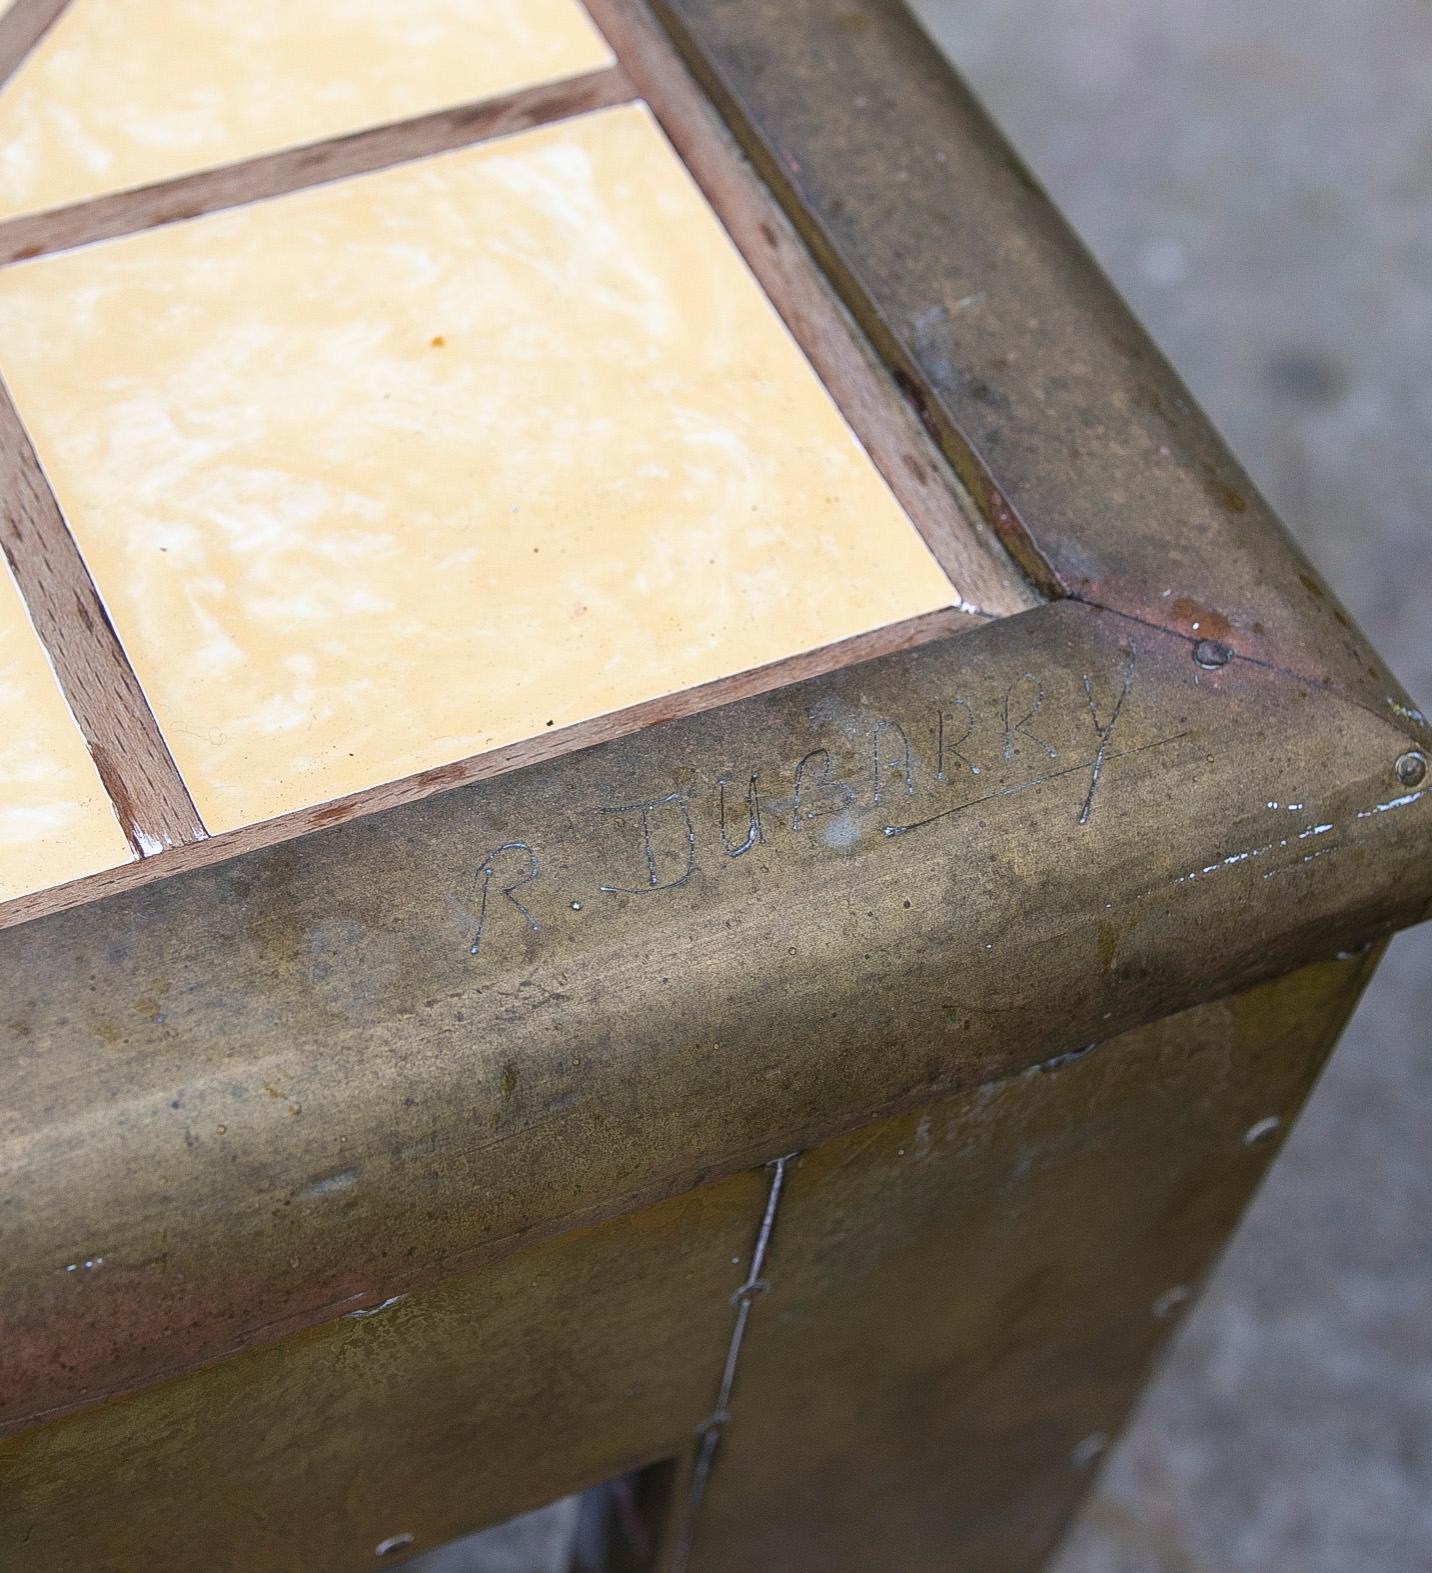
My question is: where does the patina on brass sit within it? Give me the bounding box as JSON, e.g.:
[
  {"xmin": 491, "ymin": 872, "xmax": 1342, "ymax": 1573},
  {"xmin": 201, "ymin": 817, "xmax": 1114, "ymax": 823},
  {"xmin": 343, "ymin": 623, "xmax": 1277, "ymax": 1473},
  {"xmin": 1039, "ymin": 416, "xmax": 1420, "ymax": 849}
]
[
  {"xmin": 0, "ymin": 955, "xmax": 1384, "ymax": 1570},
  {"xmin": 651, "ymin": 0, "xmax": 1429, "ymax": 738},
  {"xmin": 1, "ymin": 1, "xmax": 1429, "ymax": 1569},
  {"xmin": 686, "ymin": 954, "xmax": 1382, "ymax": 1572},
  {"xmin": 4, "ymin": 598, "xmax": 1426, "ymax": 1435}
]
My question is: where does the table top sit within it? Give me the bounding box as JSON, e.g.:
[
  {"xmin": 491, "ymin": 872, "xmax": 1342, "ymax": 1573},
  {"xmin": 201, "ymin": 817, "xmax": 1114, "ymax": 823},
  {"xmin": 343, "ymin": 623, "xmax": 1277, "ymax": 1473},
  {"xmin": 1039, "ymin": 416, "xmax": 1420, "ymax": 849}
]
[{"xmin": 0, "ymin": 0, "xmax": 1032, "ymax": 923}]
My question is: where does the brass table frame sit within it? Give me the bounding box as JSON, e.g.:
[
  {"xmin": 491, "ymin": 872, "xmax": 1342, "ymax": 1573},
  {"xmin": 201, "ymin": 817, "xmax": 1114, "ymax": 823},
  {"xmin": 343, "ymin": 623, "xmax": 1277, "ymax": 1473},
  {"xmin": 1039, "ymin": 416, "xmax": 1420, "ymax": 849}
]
[{"xmin": 2, "ymin": 2, "xmax": 1429, "ymax": 1569}]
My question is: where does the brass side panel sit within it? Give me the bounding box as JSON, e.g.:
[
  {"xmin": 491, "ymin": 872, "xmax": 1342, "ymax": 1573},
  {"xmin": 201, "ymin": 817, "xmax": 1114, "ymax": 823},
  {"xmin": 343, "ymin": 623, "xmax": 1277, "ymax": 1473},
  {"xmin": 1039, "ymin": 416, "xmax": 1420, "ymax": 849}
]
[
  {"xmin": 687, "ymin": 955, "xmax": 1377, "ymax": 1572},
  {"xmin": 0, "ymin": 954, "xmax": 1379, "ymax": 1571},
  {"xmin": 0, "ymin": 1163, "xmax": 763, "ymax": 1572},
  {"xmin": 3, "ymin": 598, "xmax": 1427, "ymax": 1431}
]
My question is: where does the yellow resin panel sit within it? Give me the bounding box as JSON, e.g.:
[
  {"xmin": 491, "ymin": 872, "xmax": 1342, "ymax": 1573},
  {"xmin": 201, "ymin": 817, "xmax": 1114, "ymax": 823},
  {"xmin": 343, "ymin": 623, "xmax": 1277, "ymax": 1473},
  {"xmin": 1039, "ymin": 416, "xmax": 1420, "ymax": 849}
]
[
  {"xmin": 0, "ymin": 104, "xmax": 956, "ymax": 834},
  {"xmin": 0, "ymin": 0, "xmax": 612, "ymax": 219},
  {"xmin": 0, "ymin": 567, "xmax": 129, "ymax": 900}
]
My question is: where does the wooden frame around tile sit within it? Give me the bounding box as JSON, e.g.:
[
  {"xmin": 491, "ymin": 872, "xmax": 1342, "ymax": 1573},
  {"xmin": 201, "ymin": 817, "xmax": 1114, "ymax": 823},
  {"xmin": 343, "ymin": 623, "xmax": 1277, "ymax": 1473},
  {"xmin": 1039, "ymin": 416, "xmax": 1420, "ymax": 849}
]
[
  {"xmin": 0, "ymin": 0, "xmax": 67, "ymax": 93},
  {"xmin": 0, "ymin": 0, "xmax": 1033, "ymax": 929}
]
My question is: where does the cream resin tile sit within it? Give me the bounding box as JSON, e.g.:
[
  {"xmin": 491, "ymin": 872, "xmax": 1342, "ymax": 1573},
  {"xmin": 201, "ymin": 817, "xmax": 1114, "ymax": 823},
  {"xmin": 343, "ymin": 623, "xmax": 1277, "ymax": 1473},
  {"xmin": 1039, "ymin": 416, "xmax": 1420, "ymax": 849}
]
[
  {"xmin": 0, "ymin": 566, "xmax": 130, "ymax": 900},
  {"xmin": 0, "ymin": 0, "xmax": 612, "ymax": 219},
  {"xmin": 0, "ymin": 104, "xmax": 957, "ymax": 834}
]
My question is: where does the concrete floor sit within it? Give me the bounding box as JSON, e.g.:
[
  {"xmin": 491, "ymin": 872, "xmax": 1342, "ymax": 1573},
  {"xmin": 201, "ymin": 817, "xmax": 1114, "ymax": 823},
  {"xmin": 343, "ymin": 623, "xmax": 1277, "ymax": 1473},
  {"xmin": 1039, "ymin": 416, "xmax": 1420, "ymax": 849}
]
[{"xmin": 910, "ymin": 3, "xmax": 1432, "ymax": 1568}]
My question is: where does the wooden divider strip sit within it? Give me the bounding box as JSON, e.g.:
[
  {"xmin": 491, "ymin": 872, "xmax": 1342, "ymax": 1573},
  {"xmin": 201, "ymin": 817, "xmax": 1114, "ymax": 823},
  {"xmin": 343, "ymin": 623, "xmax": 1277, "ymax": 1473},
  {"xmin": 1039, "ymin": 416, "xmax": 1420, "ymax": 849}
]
[
  {"xmin": 0, "ymin": 0, "xmax": 68, "ymax": 92},
  {"xmin": 0, "ymin": 64, "xmax": 637, "ymax": 265},
  {"xmin": 0, "ymin": 604, "xmax": 983, "ymax": 929},
  {"xmin": 0, "ymin": 3, "xmax": 1031, "ymax": 923},
  {"xmin": 0, "ymin": 63, "xmax": 634, "ymax": 864},
  {"xmin": 580, "ymin": 0, "xmax": 1038, "ymax": 622},
  {"xmin": 0, "ymin": 379, "xmax": 206, "ymax": 855}
]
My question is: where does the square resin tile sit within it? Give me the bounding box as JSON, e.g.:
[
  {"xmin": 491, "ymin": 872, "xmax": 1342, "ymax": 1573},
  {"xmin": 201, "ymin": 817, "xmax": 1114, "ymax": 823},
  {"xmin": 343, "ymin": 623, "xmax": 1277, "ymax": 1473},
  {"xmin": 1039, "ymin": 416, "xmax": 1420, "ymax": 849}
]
[
  {"xmin": 0, "ymin": 0, "xmax": 612, "ymax": 219},
  {"xmin": 0, "ymin": 103, "xmax": 957, "ymax": 834},
  {"xmin": 0, "ymin": 565, "xmax": 129, "ymax": 900}
]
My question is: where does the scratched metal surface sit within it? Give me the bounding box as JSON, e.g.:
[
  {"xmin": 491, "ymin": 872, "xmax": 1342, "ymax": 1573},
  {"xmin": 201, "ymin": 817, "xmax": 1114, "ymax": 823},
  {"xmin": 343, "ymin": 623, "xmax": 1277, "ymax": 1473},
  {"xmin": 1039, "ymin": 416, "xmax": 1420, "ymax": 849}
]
[
  {"xmin": 0, "ymin": 1158, "xmax": 753, "ymax": 1571},
  {"xmin": 0, "ymin": 956, "xmax": 1374, "ymax": 1573},
  {"xmin": 684, "ymin": 957, "xmax": 1377, "ymax": 1573},
  {"xmin": 1, "ymin": 596, "xmax": 1427, "ymax": 1436}
]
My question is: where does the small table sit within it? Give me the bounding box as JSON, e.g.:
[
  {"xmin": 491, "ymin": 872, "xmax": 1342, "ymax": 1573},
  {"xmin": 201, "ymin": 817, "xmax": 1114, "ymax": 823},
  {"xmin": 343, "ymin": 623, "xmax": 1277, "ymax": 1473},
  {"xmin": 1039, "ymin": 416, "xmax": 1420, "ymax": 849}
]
[{"xmin": 1, "ymin": 2, "xmax": 1427, "ymax": 1569}]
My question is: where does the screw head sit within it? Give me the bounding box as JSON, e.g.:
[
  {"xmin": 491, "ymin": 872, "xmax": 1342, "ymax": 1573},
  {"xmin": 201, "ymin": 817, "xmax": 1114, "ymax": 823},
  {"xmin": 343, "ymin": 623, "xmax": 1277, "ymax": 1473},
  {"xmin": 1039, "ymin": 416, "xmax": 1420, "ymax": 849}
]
[
  {"xmin": 1395, "ymin": 750, "xmax": 1427, "ymax": 788},
  {"xmin": 1193, "ymin": 638, "xmax": 1233, "ymax": 669}
]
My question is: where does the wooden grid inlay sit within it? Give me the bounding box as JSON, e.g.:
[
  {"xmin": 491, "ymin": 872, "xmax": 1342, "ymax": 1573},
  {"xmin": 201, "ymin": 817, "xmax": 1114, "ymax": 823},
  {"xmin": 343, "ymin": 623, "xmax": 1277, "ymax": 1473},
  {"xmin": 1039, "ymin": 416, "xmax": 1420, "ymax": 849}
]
[{"xmin": 0, "ymin": 0, "xmax": 1036, "ymax": 925}]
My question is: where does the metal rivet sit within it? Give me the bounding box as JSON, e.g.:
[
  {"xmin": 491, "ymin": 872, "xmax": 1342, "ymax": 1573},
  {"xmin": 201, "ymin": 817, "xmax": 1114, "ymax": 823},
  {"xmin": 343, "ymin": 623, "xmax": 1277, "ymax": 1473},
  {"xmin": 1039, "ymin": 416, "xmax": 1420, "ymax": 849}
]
[
  {"xmin": 1193, "ymin": 638, "xmax": 1233, "ymax": 669},
  {"xmin": 375, "ymin": 1533, "xmax": 415, "ymax": 1558},
  {"xmin": 1394, "ymin": 750, "xmax": 1427, "ymax": 788}
]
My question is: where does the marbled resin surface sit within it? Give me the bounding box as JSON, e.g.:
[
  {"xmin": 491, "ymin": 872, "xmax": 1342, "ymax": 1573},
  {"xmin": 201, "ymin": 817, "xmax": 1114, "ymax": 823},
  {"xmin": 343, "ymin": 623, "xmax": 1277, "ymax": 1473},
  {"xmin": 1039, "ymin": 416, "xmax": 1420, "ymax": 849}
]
[
  {"xmin": 0, "ymin": 105, "xmax": 956, "ymax": 833},
  {"xmin": 0, "ymin": 566, "xmax": 129, "ymax": 900},
  {"xmin": 0, "ymin": 0, "xmax": 612, "ymax": 219}
]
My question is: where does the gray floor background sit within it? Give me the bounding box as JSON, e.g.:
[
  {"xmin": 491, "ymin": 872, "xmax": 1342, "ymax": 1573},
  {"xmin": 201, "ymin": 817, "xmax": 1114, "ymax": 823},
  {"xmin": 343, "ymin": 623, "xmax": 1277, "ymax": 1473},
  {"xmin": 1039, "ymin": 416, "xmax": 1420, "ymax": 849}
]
[{"xmin": 909, "ymin": 3, "xmax": 1432, "ymax": 1569}]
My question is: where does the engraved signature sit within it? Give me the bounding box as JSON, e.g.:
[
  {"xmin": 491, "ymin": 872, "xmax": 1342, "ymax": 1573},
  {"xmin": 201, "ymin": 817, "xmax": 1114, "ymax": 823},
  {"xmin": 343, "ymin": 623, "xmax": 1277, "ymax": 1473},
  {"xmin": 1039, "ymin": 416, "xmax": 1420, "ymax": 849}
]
[{"xmin": 464, "ymin": 649, "xmax": 1186, "ymax": 961}]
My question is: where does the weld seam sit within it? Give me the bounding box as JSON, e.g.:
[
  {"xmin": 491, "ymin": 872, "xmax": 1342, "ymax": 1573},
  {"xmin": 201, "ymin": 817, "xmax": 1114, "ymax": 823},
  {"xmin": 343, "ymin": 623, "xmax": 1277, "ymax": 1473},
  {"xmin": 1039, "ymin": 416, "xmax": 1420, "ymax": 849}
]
[{"xmin": 669, "ymin": 1151, "xmax": 795, "ymax": 1573}]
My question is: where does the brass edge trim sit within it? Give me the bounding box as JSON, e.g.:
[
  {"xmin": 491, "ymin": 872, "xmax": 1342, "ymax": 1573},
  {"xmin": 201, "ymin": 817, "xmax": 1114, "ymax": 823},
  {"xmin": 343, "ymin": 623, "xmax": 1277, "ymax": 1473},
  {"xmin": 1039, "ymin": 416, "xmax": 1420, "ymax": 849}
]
[
  {"xmin": 648, "ymin": 0, "xmax": 1428, "ymax": 744},
  {"xmin": 3, "ymin": 596, "xmax": 1427, "ymax": 1431}
]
